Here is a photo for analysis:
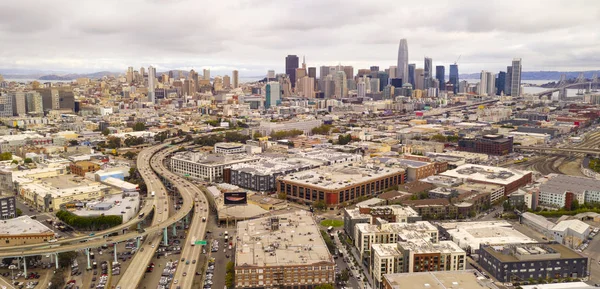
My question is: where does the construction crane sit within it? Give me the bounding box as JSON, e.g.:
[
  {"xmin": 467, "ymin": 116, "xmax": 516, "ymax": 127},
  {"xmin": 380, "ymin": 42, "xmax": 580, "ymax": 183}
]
[{"xmin": 454, "ymin": 55, "xmax": 461, "ymax": 65}]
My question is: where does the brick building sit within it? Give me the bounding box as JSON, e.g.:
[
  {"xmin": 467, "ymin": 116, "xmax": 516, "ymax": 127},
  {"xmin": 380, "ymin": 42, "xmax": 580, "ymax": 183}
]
[{"xmin": 457, "ymin": 134, "xmax": 513, "ymax": 156}]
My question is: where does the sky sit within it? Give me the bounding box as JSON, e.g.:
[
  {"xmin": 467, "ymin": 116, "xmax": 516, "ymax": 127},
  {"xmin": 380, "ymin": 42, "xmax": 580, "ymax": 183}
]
[{"xmin": 0, "ymin": 0, "xmax": 599, "ymax": 77}]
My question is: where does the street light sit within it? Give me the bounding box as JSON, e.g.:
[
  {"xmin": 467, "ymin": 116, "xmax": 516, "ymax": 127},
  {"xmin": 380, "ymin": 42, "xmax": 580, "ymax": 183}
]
[{"xmin": 8, "ymin": 264, "xmax": 16, "ymax": 281}]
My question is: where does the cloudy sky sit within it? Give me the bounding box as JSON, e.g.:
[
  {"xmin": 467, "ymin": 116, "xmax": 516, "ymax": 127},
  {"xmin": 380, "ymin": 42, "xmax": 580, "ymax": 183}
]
[{"xmin": 0, "ymin": 0, "xmax": 599, "ymax": 76}]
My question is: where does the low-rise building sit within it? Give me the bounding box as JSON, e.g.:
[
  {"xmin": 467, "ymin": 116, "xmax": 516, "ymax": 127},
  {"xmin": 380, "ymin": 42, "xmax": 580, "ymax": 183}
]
[
  {"xmin": 234, "ymin": 211, "xmax": 335, "ymax": 289},
  {"xmin": 69, "ymin": 160, "xmax": 101, "ymax": 177},
  {"xmin": 478, "ymin": 243, "xmax": 588, "ymax": 282},
  {"xmin": 214, "ymin": 142, "xmax": 245, "ymax": 154},
  {"xmin": 438, "ymin": 221, "xmax": 537, "ymax": 254},
  {"xmin": 355, "ymin": 221, "xmax": 439, "ymax": 260},
  {"xmin": 457, "ymin": 134, "xmax": 513, "ymax": 156},
  {"xmin": 383, "ymin": 270, "xmax": 493, "ymax": 289},
  {"xmin": 538, "ymin": 174, "xmax": 600, "ymax": 208},
  {"xmin": 73, "ymin": 193, "xmax": 140, "ymax": 223},
  {"xmin": 0, "ymin": 216, "xmax": 55, "ymax": 247},
  {"xmin": 277, "ymin": 162, "xmax": 405, "ymax": 207},
  {"xmin": 170, "ymin": 151, "xmax": 259, "ymax": 182},
  {"xmin": 441, "ymin": 164, "xmax": 532, "ymax": 195},
  {"xmin": 343, "ymin": 205, "xmax": 421, "ymax": 241}
]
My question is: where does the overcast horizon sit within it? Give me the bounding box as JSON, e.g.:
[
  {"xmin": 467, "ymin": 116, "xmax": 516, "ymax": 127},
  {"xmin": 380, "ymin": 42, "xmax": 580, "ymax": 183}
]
[{"xmin": 1, "ymin": 0, "xmax": 599, "ymax": 77}]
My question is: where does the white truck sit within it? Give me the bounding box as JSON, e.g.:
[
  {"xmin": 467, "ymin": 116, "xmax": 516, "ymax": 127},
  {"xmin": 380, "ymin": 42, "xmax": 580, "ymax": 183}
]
[
  {"xmin": 151, "ymin": 191, "xmax": 155, "ymax": 197},
  {"xmin": 191, "ymin": 236, "xmax": 196, "ymax": 246}
]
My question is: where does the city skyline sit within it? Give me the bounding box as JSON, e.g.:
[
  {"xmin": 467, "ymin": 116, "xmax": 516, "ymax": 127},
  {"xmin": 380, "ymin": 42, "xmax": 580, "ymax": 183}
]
[{"xmin": 0, "ymin": 0, "xmax": 598, "ymax": 76}]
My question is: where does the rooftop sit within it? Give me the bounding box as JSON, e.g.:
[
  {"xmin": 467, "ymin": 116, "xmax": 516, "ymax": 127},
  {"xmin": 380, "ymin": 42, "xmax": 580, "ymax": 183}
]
[
  {"xmin": 171, "ymin": 151, "xmax": 259, "ymax": 167},
  {"xmin": 235, "ymin": 211, "xmax": 333, "ymax": 268},
  {"xmin": 384, "ymin": 270, "xmax": 491, "ymax": 289},
  {"xmin": 440, "ymin": 221, "xmax": 537, "ymax": 251},
  {"xmin": 552, "ymin": 219, "xmax": 590, "ymax": 235},
  {"xmin": 229, "ymin": 157, "xmax": 323, "ymax": 176},
  {"xmin": 345, "ymin": 205, "xmax": 419, "ymax": 220},
  {"xmin": 540, "ymin": 174, "xmax": 600, "ymax": 195},
  {"xmin": 0, "ymin": 216, "xmax": 54, "ymax": 236},
  {"xmin": 20, "ymin": 175, "xmax": 111, "ymax": 199},
  {"xmin": 280, "ymin": 162, "xmax": 404, "ymax": 190},
  {"xmin": 482, "ymin": 243, "xmax": 585, "ymax": 262},
  {"xmin": 441, "ymin": 164, "xmax": 530, "ymax": 186}
]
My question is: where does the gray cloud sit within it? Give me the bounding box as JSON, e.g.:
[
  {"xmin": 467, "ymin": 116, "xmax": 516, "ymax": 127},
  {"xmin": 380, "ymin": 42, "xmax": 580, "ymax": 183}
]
[{"xmin": 0, "ymin": 0, "xmax": 598, "ymax": 77}]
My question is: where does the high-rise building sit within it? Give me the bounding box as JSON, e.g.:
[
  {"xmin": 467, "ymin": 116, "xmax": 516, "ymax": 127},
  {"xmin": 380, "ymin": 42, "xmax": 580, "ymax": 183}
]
[
  {"xmin": 126, "ymin": 67, "xmax": 134, "ymax": 83},
  {"xmin": 203, "ymin": 69, "xmax": 210, "ymax": 81},
  {"xmin": 223, "ymin": 75, "xmax": 231, "ymax": 89},
  {"xmin": 265, "ymin": 81, "xmax": 281, "ymax": 108},
  {"xmin": 424, "ymin": 57, "xmax": 432, "ymax": 83},
  {"xmin": 0, "ymin": 93, "xmax": 13, "ymax": 117},
  {"xmin": 435, "ymin": 66, "xmax": 445, "ymax": 92},
  {"xmin": 11, "ymin": 91, "xmax": 26, "ymax": 116},
  {"xmin": 148, "ymin": 66, "xmax": 156, "ymax": 103},
  {"xmin": 369, "ymin": 78, "xmax": 380, "ymax": 93},
  {"xmin": 449, "ymin": 64, "xmax": 459, "ymax": 94},
  {"xmin": 357, "ymin": 79, "xmax": 366, "ymax": 98},
  {"xmin": 389, "ymin": 66, "xmax": 397, "ymax": 79},
  {"xmin": 285, "ymin": 55, "xmax": 299, "ymax": 88},
  {"xmin": 370, "ymin": 66, "xmax": 379, "ymax": 72},
  {"xmin": 189, "ymin": 69, "xmax": 199, "ymax": 92},
  {"xmin": 343, "ymin": 66, "xmax": 354, "ymax": 80},
  {"xmin": 319, "ymin": 66, "xmax": 330, "ymax": 79},
  {"xmin": 140, "ymin": 67, "xmax": 146, "ymax": 84},
  {"xmin": 414, "ymin": 68, "xmax": 425, "ymax": 90},
  {"xmin": 334, "ymin": 71, "xmax": 348, "ymax": 98},
  {"xmin": 486, "ymin": 71, "xmax": 496, "ymax": 96},
  {"xmin": 511, "ymin": 58, "xmax": 522, "ymax": 96},
  {"xmin": 408, "ymin": 64, "xmax": 416, "ymax": 87},
  {"xmin": 267, "ymin": 70, "xmax": 275, "ymax": 79},
  {"xmin": 505, "ymin": 66, "xmax": 513, "ymax": 96},
  {"xmin": 377, "ymin": 71, "xmax": 389, "ymax": 91},
  {"xmin": 479, "ymin": 71, "xmax": 488, "ymax": 96},
  {"xmin": 496, "ymin": 71, "xmax": 506, "ymax": 95},
  {"xmin": 295, "ymin": 67, "xmax": 307, "ymax": 90},
  {"xmin": 299, "ymin": 76, "xmax": 315, "ymax": 98},
  {"xmin": 397, "ymin": 39, "xmax": 409, "ymax": 83},
  {"xmin": 322, "ymin": 75, "xmax": 335, "ymax": 99},
  {"xmin": 232, "ymin": 70, "xmax": 239, "ymax": 88},
  {"xmin": 308, "ymin": 67, "xmax": 316, "ymax": 79},
  {"xmin": 25, "ymin": 91, "xmax": 43, "ymax": 114}
]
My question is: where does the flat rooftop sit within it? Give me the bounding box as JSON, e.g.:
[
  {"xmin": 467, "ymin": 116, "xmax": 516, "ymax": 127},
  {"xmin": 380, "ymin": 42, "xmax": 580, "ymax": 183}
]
[
  {"xmin": 215, "ymin": 142, "xmax": 244, "ymax": 149},
  {"xmin": 540, "ymin": 174, "xmax": 600, "ymax": 195},
  {"xmin": 230, "ymin": 157, "xmax": 323, "ymax": 176},
  {"xmin": 483, "ymin": 243, "xmax": 585, "ymax": 262},
  {"xmin": 20, "ymin": 175, "xmax": 111, "ymax": 199},
  {"xmin": 384, "ymin": 270, "xmax": 489, "ymax": 289},
  {"xmin": 280, "ymin": 162, "xmax": 404, "ymax": 190},
  {"xmin": 235, "ymin": 211, "xmax": 333, "ymax": 268},
  {"xmin": 73, "ymin": 193, "xmax": 139, "ymax": 218},
  {"xmin": 0, "ymin": 216, "xmax": 54, "ymax": 236},
  {"xmin": 171, "ymin": 151, "xmax": 258, "ymax": 167},
  {"xmin": 441, "ymin": 164, "xmax": 530, "ymax": 186},
  {"xmin": 440, "ymin": 221, "xmax": 537, "ymax": 251}
]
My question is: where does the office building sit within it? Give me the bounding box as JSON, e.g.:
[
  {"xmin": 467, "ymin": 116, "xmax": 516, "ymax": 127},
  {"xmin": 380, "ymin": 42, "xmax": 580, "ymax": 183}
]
[
  {"xmin": 267, "ymin": 70, "xmax": 275, "ymax": 79},
  {"xmin": 389, "ymin": 65, "xmax": 397, "ymax": 79},
  {"xmin": 0, "ymin": 93, "xmax": 13, "ymax": 117},
  {"xmin": 203, "ymin": 68, "xmax": 210, "ymax": 80},
  {"xmin": 356, "ymin": 221, "xmax": 439, "ymax": 259},
  {"xmin": 449, "ymin": 64, "xmax": 459, "ymax": 94},
  {"xmin": 285, "ymin": 55, "xmax": 299, "ymax": 88},
  {"xmin": 58, "ymin": 89, "xmax": 75, "ymax": 111},
  {"xmin": 223, "ymin": 75, "xmax": 231, "ymax": 89},
  {"xmin": 25, "ymin": 91, "xmax": 43, "ymax": 114},
  {"xmin": 226, "ymin": 157, "xmax": 323, "ymax": 192},
  {"xmin": 307, "ymin": 67, "xmax": 316, "ymax": 79},
  {"xmin": 370, "ymin": 78, "xmax": 381, "ymax": 93},
  {"xmin": 170, "ymin": 151, "xmax": 258, "ymax": 182},
  {"xmin": 479, "ymin": 71, "xmax": 489, "ymax": 96},
  {"xmin": 277, "ymin": 162, "xmax": 404, "ymax": 207},
  {"xmin": 10, "ymin": 91, "xmax": 26, "ymax": 116},
  {"xmin": 357, "ymin": 79, "xmax": 366, "ymax": 98},
  {"xmin": 214, "ymin": 142, "xmax": 246, "ymax": 155},
  {"xmin": 265, "ymin": 81, "xmax": 281, "ymax": 109},
  {"xmin": 458, "ymin": 134, "xmax": 513, "ymax": 156},
  {"xmin": 496, "ymin": 71, "xmax": 506, "ymax": 95},
  {"xmin": 414, "ymin": 68, "xmax": 425, "ymax": 90},
  {"xmin": 408, "ymin": 64, "xmax": 416, "ymax": 87},
  {"xmin": 343, "ymin": 66, "xmax": 354, "ymax": 80},
  {"xmin": 148, "ymin": 66, "xmax": 156, "ymax": 103},
  {"xmin": 232, "ymin": 70, "xmax": 239, "ymax": 88},
  {"xmin": 435, "ymin": 66, "xmax": 445, "ymax": 92},
  {"xmin": 334, "ymin": 71, "xmax": 348, "ymax": 98},
  {"xmin": 299, "ymin": 76, "xmax": 315, "ymax": 98},
  {"xmin": 441, "ymin": 164, "xmax": 532, "ymax": 195},
  {"xmin": 424, "ymin": 57, "xmax": 432, "ymax": 86},
  {"xmin": 234, "ymin": 211, "xmax": 335, "ymax": 289},
  {"xmin": 0, "ymin": 195, "xmax": 17, "ymax": 219},
  {"xmin": 397, "ymin": 39, "xmax": 409, "ymax": 83},
  {"xmin": 343, "ymin": 205, "xmax": 421, "ymax": 242},
  {"xmin": 479, "ymin": 243, "xmax": 587, "ymax": 282},
  {"xmin": 505, "ymin": 66, "xmax": 513, "ymax": 96},
  {"xmin": 511, "ymin": 58, "xmax": 522, "ymax": 96}
]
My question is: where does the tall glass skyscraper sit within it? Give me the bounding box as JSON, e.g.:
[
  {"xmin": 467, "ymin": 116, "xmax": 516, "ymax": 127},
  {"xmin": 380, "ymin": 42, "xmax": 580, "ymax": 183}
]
[
  {"xmin": 265, "ymin": 82, "xmax": 281, "ymax": 108},
  {"xmin": 496, "ymin": 71, "xmax": 506, "ymax": 95},
  {"xmin": 505, "ymin": 66, "xmax": 513, "ymax": 96},
  {"xmin": 397, "ymin": 39, "xmax": 409, "ymax": 83},
  {"xmin": 435, "ymin": 65, "xmax": 445, "ymax": 91},
  {"xmin": 408, "ymin": 64, "xmax": 416, "ymax": 87},
  {"xmin": 511, "ymin": 58, "xmax": 522, "ymax": 96},
  {"xmin": 449, "ymin": 64, "xmax": 459, "ymax": 94},
  {"xmin": 285, "ymin": 55, "xmax": 299, "ymax": 88}
]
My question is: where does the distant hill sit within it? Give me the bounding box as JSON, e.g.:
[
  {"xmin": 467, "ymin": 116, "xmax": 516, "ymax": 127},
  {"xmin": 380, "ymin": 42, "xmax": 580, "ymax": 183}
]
[
  {"xmin": 38, "ymin": 71, "xmax": 117, "ymax": 80},
  {"xmin": 459, "ymin": 70, "xmax": 600, "ymax": 81}
]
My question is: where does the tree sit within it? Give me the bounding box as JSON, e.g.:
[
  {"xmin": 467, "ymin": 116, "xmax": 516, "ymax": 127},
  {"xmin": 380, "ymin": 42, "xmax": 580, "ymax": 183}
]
[
  {"xmin": 107, "ymin": 136, "xmax": 121, "ymax": 149},
  {"xmin": 49, "ymin": 269, "xmax": 66, "ymax": 289},
  {"xmin": 338, "ymin": 134, "xmax": 352, "ymax": 145},
  {"xmin": 253, "ymin": 131, "xmax": 263, "ymax": 139},
  {"xmin": 0, "ymin": 152, "xmax": 12, "ymax": 161},
  {"xmin": 69, "ymin": 140, "xmax": 79, "ymax": 146},
  {"xmin": 314, "ymin": 284, "xmax": 334, "ymax": 289},
  {"xmin": 340, "ymin": 268, "xmax": 350, "ymax": 282},
  {"xmin": 133, "ymin": 122, "xmax": 146, "ymax": 131},
  {"xmin": 123, "ymin": 151, "xmax": 136, "ymax": 160},
  {"xmin": 101, "ymin": 128, "xmax": 110, "ymax": 136},
  {"xmin": 11, "ymin": 160, "xmax": 17, "ymax": 165},
  {"xmin": 24, "ymin": 158, "xmax": 33, "ymax": 164},
  {"xmin": 311, "ymin": 124, "xmax": 333, "ymax": 135},
  {"xmin": 16, "ymin": 208, "xmax": 22, "ymax": 217},
  {"xmin": 225, "ymin": 261, "xmax": 235, "ymax": 288},
  {"xmin": 58, "ymin": 252, "xmax": 78, "ymax": 268},
  {"xmin": 277, "ymin": 192, "xmax": 287, "ymax": 200},
  {"xmin": 570, "ymin": 199, "xmax": 580, "ymax": 211},
  {"xmin": 313, "ymin": 200, "xmax": 327, "ymax": 211},
  {"xmin": 430, "ymin": 134, "xmax": 447, "ymax": 142}
]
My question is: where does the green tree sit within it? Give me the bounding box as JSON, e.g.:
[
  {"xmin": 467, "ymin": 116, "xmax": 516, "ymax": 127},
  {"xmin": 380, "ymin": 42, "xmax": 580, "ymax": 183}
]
[
  {"xmin": 101, "ymin": 128, "xmax": 110, "ymax": 136},
  {"xmin": 430, "ymin": 134, "xmax": 447, "ymax": 142},
  {"xmin": 320, "ymin": 230, "xmax": 336, "ymax": 253},
  {"xmin": 107, "ymin": 136, "xmax": 121, "ymax": 149},
  {"xmin": 277, "ymin": 192, "xmax": 287, "ymax": 200},
  {"xmin": 16, "ymin": 208, "xmax": 22, "ymax": 217},
  {"xmin": 338, "ymin": 134, "xmax": 352, "ymax": 145},
  {"xmin": 253, "ymin": 131, "xmax": 263, "ymax": 139},
  {"xmin": 0, "ymin": 152, "xmax": 12, "ymax": 161},
  {"xmin": 340, "ymin": 268, "xmax": 350, "ymax": 282},
  {"xmin": 571, "ymin": 199, "xmax": 580, "ymax": 211},
  {"xmin": 313, "ymin": 200, "xmax": 327, "ymax": 211},
  {"xmin": 123, "ymin": 151, "xmax": 136, "ymax": 160},
  {"xmin": 133, "ymin": 122, "xmax": 146, "ymax": 131},
  {"xmin": 311, "ymin": 124, "xmax": 333, "ymax": 135},
  {"xmin": 24, "ymin": 158, "xmax": 33, "ymax": 164},
  {"xmin": 314, "ymin": 284, "xmax": 334, "ymax": 289},
  {"xmin": 49, "ymin": 269, "xmax": 66, "ymax": 289},
  {"xmin": 225, "ymin": 261, "xmax": 235, "ymax": 288},
  {"xmin": 58, "ymin": 252, "xmax": 78, "ymax": 268},
  {"xmin": 69, "ymin": 140, "xmax": 79, "ymax": 146},
  {"xmin": 11, "ymin": 160, "xmax": 17, "ymax": 165}
]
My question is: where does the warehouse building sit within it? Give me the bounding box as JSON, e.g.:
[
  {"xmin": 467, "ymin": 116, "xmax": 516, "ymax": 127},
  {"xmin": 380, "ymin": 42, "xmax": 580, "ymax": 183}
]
[
  {"xmin": 441, "ymin": 164, "xmax": 532, "ymax": 195},
  {"xmin": 478, "ymin": 243, "xmax": 588, "ymax": 282},
  {"xmin": 234, "ymin": 211, "xmax": 335, "ymax": 289},
  {"xmin": 438, "ymin": 221, "xmax": 537, "ymax": 254},
  {"xmin": 0, "ymin": 216, "xmax": 55, "ymax": 247}
]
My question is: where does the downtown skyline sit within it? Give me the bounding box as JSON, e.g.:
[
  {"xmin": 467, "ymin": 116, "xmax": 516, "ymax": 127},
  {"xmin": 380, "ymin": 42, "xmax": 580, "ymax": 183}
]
[{"xmin": 0, "ymin": 0, "xmax": 599, "ymax": 76}]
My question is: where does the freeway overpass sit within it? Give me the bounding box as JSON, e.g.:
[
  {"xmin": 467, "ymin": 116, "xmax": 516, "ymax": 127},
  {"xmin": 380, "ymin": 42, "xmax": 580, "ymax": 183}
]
[{"xmin": 515, "ymin": 146, "xmax": 600, "ymax": 155}]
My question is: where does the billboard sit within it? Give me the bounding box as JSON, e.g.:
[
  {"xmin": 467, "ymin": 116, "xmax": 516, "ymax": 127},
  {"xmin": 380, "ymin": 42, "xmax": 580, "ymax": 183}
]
[{"xmin": 224, "ymin": 192, "xmax": 247, "ymax": 205}]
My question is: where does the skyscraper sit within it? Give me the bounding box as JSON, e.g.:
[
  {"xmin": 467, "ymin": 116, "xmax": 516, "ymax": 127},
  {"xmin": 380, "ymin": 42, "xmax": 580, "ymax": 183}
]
[
  {"xmin": 203, "ymin": 69, "xmax": 210, "ymax": 81},
  {"xmin": 189, "ymin": 69, "xmax": 199, "ymax": 92},
  {"xmin": 265, "ymin": 81, "xmax": 281, "ymax": 108},
  {"xmin": 505, "ymin": 66, "xmax": 513, "ymax": 96},
  {"xmin": 148, "ymin": 66, "xmax": 156, "ymax": 103},
  {"xmin": 285, "ymin": 55, "xmax": 299, "ymax": 88},
  {"xmin": 397, "ymin": 39, "xmax": 409, "ymax": 83},
  {"xmin": 299, "ymin": 76, "xmax": 315, "ymax": 98},
  {"xmin": 408, "ymin": 64, "xmax": 416, "ymax": 87},
  {"xmin": 308, "ymin": 67, "xmax": 316, "ymax": 79},
  {"xmin": 343, "ymin": 66, "xmax": 354, "ymax": 80},
  {"xmin": 414, "ymin": 68, "xmax": 425, "ymax": 90},
  {"xmin": 479, "ymin": 71, "xmax": 489, "ymax": 96},
  {"xmin": 319, "ymin": 66, "xmax": 330, "ymax": 79},
  {"xmin": 334, "ymin": 71, "xmax": 348, "ymax": 98},
  {"xmin": 232, "ymin": 70, "xmax": 239, "ymax": 88},
  {"xmin": 424, "ymin": 57, "xmax": 433, "ymax": 84},
  {"xmin": 486, "ymin": 71, "xmax": 496, "ymax": 96},
  {"xmin": 223, "ymin": 75, "xmax": 231, "ymax": 89},
  {"xmin": 496, "ymin": 71, "xmax": 506, "ymax": 95},
  {"xmin": 449, "ymin": 64, "xmax": 459, "ymax": 94},
  {"xmin": 357, "ymin": 79, "xmax": 366, "ymax": 98},
  {"xmin": 25, "ymin": 91, "xmax": 43, "ymax": 114},
  {"xmin": 11, "ymin": 91, "xmax": 26, "ymax": 116},
  {"xmin": 511, "ymin": 58, "xmax": 522, "ymax": 96},
  {"xmin": 0, "ymin": 93, "xmax": 12, "ymax": 117},
  {"xmin": 370, "ymin": 66, "xmax": 379, "ymax": 72},
  {"xmin": 389, "ymin": 66, "xmax": 397, "ymax": 79},
  {"xmin": 126, "ymin": 67, "xmax": 134, "ymax": 83},
  {"xmin": 435, "ymin": 66, "xmax": 445, "ymax": 92}
]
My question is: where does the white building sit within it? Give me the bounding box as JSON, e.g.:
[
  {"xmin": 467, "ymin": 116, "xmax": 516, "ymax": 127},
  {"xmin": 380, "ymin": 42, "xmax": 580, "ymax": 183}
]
[
  {"xmin": 551, "ymin": 220, "xmax": 590, "ymax": 248},
  {"xmin": 439, "ymin": 221, "xmax": 537, "ymax": 253},
  {"xmin": 170, "ymin": 151, "xmax": 258, "ymax": 182},
  {"xmin": 355, "ymin": 221, "xmax": 438, "ymax": 260},
  {"xmin": 214, "ymin": 142, "xmax": 245, "ymax": 154},
  {"xmin": 258, "ymin": 119, "xmax": 322, "ymax": 136}
]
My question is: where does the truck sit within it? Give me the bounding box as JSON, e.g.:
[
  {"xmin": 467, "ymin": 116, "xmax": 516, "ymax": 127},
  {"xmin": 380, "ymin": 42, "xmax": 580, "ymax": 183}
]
[
  {"xmin": 151, "ymin": 191, "xmax": 155, "ymax": 197},
  {"xmin": 191, "ymin": 237, "xmax": 196, "ymax": 246}
]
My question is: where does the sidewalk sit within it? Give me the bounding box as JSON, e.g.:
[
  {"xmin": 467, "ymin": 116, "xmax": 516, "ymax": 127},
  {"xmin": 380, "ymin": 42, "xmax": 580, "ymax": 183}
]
[{"xmin": 333, "ymin": 232, "xmax": 373, "ymax": 289}]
